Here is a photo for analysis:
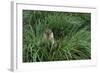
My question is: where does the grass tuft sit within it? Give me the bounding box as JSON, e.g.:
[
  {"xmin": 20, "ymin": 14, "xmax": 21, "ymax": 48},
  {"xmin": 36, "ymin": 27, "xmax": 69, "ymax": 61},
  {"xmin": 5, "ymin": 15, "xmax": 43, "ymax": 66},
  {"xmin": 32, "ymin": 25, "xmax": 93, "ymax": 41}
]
[{"xmin": 23, "ymin": 10, "xmax": 91, "ymax": 62}]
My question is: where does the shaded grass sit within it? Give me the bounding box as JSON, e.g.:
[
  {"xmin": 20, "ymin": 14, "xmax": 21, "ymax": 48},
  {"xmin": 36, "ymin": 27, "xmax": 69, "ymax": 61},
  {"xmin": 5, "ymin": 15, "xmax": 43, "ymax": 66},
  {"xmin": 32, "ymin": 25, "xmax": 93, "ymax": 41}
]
[{"xmin": 23, "ymin": 10, "xmax": 91, "ymax": 62}]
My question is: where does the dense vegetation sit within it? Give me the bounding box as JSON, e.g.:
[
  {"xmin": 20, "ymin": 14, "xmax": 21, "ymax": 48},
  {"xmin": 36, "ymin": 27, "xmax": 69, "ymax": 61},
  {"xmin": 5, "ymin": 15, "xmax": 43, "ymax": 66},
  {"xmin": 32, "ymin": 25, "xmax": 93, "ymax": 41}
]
[{"xmin": 23, "ymin": 10, "xmax": 91, "ymax": 62}]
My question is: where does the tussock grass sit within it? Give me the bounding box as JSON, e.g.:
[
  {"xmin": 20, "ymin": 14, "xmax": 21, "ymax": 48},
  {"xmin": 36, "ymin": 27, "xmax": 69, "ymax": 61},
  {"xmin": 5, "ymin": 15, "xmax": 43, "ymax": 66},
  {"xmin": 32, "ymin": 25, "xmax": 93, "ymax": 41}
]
[{"xmin": 23, "ymin": 10, "xmax": 91, "ymax": 62}]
